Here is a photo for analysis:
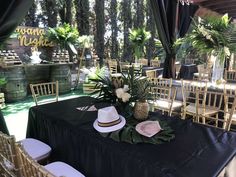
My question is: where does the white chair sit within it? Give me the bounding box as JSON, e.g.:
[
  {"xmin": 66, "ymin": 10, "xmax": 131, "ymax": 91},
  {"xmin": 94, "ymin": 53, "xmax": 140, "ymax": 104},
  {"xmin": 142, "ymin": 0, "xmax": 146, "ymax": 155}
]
[
  {"xmin": 16, "ymin": 143, "xmax": 85, "ymax": 177},
  {"xmin": 30, "ymin": 81, "xmax": 59, "ymax": 106},
  {"xmin": 0, "ymin": 131, "xmax": 51, "ymax": 176}
]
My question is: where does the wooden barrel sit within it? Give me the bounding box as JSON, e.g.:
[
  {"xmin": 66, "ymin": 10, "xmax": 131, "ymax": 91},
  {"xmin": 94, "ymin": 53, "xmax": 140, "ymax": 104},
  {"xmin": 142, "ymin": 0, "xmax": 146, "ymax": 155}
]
[
  {"xmin": 3, "ymin": 67, "xmax": 27, "ymax": 102},
  {"xmin": 25, "ymin": 65, "xmax": 50, "ymax": 94},
  {"xmin": 50, "ymin": 65, "xmax": 71, "ymax": 93}
]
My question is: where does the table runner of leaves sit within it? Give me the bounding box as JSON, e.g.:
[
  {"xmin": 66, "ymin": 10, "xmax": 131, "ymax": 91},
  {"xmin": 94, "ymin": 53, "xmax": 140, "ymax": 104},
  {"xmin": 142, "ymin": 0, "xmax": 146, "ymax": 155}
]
[{"xmin": 100, "ymin": 116, "xmax": 175, "ymax": 144}]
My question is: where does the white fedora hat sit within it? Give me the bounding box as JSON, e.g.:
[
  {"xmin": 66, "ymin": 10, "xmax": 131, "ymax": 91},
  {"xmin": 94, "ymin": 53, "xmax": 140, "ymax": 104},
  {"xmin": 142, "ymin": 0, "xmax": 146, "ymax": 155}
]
[{"xmin": 93, "ymin": 106, "xmax": 126, "ymax": 133}]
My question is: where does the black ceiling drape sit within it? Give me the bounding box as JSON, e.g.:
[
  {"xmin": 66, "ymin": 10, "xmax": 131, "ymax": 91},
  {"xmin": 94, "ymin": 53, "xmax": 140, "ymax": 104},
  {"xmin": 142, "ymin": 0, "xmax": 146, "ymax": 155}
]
[
  {"xmin": 178, "ymin": 4, "xmax": 199, "ymax": 38},
  {"xmin": 150, "ymin": 0, "xmax": 198, "ymax": 78},
  {"xmin": 0, "ymin": 0, "xmax": 33, "ymax": 43}
]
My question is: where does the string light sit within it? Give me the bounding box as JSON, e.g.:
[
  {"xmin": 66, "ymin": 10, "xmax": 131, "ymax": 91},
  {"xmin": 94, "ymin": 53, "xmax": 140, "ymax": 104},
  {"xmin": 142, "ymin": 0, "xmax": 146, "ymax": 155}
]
[{"xmin": 179, "ymin": 0, "xmax": 193, "ymax": 5}]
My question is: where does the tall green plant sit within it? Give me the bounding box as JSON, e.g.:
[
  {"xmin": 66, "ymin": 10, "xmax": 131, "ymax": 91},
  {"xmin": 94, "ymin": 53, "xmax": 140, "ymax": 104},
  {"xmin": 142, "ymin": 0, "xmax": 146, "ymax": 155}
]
[
  {"xmin": 186, "ymin": 14, "xmax": 235, "ymax": 63},
  {"xmin": 45, "ymin": 23, "xmax": 79, "ymax": 54},
  {"xmin": 129, "ymin": 28, "xmax": 151, "ymax": 61}
]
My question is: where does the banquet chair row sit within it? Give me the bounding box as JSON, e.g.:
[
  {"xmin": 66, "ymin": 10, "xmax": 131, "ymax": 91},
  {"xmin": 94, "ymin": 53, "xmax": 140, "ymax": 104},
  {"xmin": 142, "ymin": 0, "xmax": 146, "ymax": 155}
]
[
  {"xmin": 0, "ymin": 132, "xmax": 85, "ymax": 177},
  {"xmin": 148, "ymin": 79, "xmax": 236, "ymax": 130}
]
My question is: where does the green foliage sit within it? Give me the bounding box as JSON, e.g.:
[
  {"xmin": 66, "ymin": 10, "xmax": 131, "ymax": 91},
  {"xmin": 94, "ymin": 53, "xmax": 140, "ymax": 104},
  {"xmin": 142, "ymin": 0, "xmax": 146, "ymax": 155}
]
[
  {"xmin": 102, "ymin": 117, "xmax": 175, "ymax": 144},
  {"xmin": 0, "ymin": 78, "xmax": 7, "ymax": 87},
  {"xmin": 185, "ymin": 14, "xmax": 235, "ymax": 63},
  {"xmin": 129, "ymin": 28, "xmax": 151, "ymax": 60},
  {"xmin": 45, "ymin": 23, "xmax": 79, "ymax": 53},
  {"xmin": 77, "ymin": 35, "xmax": 94, "ymax": 49},
  {"xmin": 87, "ymin": 66, "xmax": 106, "ymax": 81},
  {"xmin": 90, "ymin": 66, "xmax": 150, "ymax": 104}
]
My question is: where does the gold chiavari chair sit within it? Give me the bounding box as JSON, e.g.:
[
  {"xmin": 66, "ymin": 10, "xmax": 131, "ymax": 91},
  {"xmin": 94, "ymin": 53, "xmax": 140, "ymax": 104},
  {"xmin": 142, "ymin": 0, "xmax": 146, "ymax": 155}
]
[
  {"xmin": 146, "ymin": 70, "xmax": 156, "ymax": 79},
  {"xmin": 16, "ymin": 143, "xmax": 85, "ymax": 177},
  {"xmin": 224, "ymin": 69, "xmax": 236, "ymax": 83},
  {"xmin": 193, "ymin": 64, "xmax": 211, "ymax": 81},
  {"xmin": 149, "ymin": 78, "xmax": 183, "ymax": 116},
  {"xmin": 0, "ymin": 132, "xmax": 19, "ymax": 176},
  {"xmin": 30, "ymin": 81, "xmax": 59, "ymax": 106},
  {"xmin": 223, "ymin": 84, "xmax": 236, "ymax": 130},
  {"xmin": 150, "ymin": 60, "xmax": 160, "ymax": 67},
  {"xmin": 139, "ymin": 58, "xmax": 148, "ymax": 66},
  {"xmin": 148, "ymin": 77, "xmax": 172, "ymax": 87},
  {"xmin": 182, "ymin": 80, "xmax": 208, "ymax": 120},
  {"xmin": 0, "ymin": 131, "xmax": 52, "ymax": 176},
  {"xmin": 0, "ymin": 154, "xmax": 16, "ymax": 177},
  {"xmin": 108, "ymin": 59, "xmax": 118, "ymax": 74},
  {"xmin": 195, "ymin": 90, "xmax": 226, "ymax": 129}
]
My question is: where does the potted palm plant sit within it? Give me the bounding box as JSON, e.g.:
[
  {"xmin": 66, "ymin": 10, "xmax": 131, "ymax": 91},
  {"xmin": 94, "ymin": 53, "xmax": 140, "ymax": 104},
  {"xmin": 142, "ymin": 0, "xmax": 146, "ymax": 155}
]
[
  {"xmin": 129, "ymin": 28, "xmax": 151, "ymax": 63},
  {"xmin": 45, "ymin": 23, "xmax": 79, "ymax": 55},
  {"xmin": 186, "ymin": 14, "xmax": 236, "ymax": 83}
]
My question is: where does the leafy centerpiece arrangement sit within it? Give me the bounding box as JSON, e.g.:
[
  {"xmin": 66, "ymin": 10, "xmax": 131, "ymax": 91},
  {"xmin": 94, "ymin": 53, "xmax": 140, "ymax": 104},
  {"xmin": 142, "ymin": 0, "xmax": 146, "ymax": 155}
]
[
  {"xmin": 129, "ymin": 28, "xmax": 151, "ymax": 63},
  {"xmin": 90, "ymin": 67, "xmax": 175, "ymax": 144},
  {"xmin": 185, "ymin": 14, "xmax": 236, "ymax": 84}
]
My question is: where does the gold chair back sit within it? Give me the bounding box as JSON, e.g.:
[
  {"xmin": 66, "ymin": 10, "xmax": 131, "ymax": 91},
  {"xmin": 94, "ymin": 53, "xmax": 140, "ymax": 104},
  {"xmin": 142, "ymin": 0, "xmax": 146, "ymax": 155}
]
[
  {"xmin": 0, "ymin": 132, "xmax": 19, "ymax": 176},
  {"xmin": 195, "ymin": 90, "xmax": 231, "ymax": 130},
  {"xmin": 108, "ymin": 60, "xmax": 118, "ymax": 74},
  {"xmin": 148, "ymin": 78, "xmax": 172, "ymax": 87},
  {"xmin": 181, "ymin": 80, "xmax": 207, "ymax": 120},
  {"xmin": 30, "ymin": 81, "xmax": 59, "ymax": 106},
  {"xmin": 139, "ymin": 58, "xmax": 148, "ymax": 66},
  {"xmin": 146, "ymin": 70, "xmax": 156, "ymax": 79},
  {"xmin": 15, "ymin": 143, "xmax": 55, "ymax": 177},
  {"xmin": 150, "ymin": 60, "xmax": 160, "ymax": 67},
  {"xmin": 224, "ymin": 69, "xmax": 236, "ymax": 82},
  {"xmin": 0, "ymin": 154, "xmax": 16, "ymax": 177}
]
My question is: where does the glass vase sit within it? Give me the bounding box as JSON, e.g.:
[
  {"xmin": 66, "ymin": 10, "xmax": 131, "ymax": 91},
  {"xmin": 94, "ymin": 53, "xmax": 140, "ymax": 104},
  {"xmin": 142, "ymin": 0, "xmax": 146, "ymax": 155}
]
[{"xmin": 211, "ymin": 55, "xmax": 225, "ymax": 84}]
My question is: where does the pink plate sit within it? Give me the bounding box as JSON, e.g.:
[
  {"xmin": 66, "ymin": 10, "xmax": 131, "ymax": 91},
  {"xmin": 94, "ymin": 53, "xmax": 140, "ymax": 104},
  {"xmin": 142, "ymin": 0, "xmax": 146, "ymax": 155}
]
[{"xmin": 135, "ymin": 121, "xmax": 162, "ymax": 138}]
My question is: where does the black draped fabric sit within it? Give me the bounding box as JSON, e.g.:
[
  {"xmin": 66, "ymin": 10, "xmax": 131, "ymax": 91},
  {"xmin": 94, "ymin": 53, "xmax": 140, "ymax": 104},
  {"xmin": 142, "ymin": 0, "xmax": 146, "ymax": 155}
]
[
  {"xmin": 150, "ymin": 0, "xmax": 177, "ymax": 78},
  {"xmin": 178, "ymin": 4, "xmax": 199, "ymax": 38},
  {"xmin": 0, "ymin": 0, "xmax": 33, "ymax": 43},
  {"xmin": 26, "ymin": 97, "xmax": 236, "ymax": 177},
  {"xmin": 150, "ymin": 0, "xmax": 198, "ymax": 78},
  {"xmin": 0, "ymin": 110, "xmax": 9, "ymax": 135}
]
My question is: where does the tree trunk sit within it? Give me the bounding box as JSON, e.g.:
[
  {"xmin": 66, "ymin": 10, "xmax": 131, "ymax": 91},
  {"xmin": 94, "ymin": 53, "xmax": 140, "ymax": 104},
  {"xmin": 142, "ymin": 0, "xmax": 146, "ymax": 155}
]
[
  {"xmin": 122, "ymin": 0, "xmax": 132, "ymax": 62},
  {"xmin": 65, "ymin": 0, "xmax": 73, "ymax": 24},
  {"xmin": 110, "ymin": 0, "xmax": 119, "ymax": 59},
  {"xmin": 146, "ymin": 0, "xmax": 156, "ymax": 63},
  {"xmin": 74, "ymin": 0, "xmax": 90, "ymax": 35},
  {"xmin": 58, "ymin": 0, "xmax": 73, "ymax": 24},
  {"xmin": 41, "ymin": 0, "xmax": 58, "ymax": 27},
  {"xmin": 133, "ymin": 0, "xmax": 144, "ymax": 28},
  {"xmin": 24, "ymin": 1, "xmax": 38, "ymax": 27},
  {"xmin": 95, "ymin": 0, "xmax": 105, "ymax": 66}
]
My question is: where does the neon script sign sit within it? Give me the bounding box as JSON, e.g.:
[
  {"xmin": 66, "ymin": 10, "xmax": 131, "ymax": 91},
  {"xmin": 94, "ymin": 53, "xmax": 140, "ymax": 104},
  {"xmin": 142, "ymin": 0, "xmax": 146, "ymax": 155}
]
[{"xmin": 15, "ymin": 26, "xmax": 54, "ymax": 47}]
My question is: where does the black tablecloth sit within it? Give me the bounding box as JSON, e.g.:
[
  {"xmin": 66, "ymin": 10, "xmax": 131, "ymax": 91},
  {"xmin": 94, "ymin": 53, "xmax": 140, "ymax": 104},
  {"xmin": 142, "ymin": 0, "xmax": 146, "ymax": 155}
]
[
  {"xmin": 142, "ymin": 66, "xmax": 163, "ymax": 77},
  {"xmin": 178, "ymin": 64, "xmax": 198, "ymax": 80},
  {"xmin": 0, "ymin": 110, "xmax": 9, "ymax": 135},
  {"xmin": 26, "ymin": 96, "xmax": 236, "ymax": 177}
]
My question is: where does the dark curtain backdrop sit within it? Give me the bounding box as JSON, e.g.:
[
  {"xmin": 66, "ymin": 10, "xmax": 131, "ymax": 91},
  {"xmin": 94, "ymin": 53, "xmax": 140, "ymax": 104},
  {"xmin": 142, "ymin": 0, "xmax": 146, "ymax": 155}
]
[
  {"xmin": 0, "ymin": 0, "xmax": 33, "ymax": 43},
  {"xmin": 178, "ymin": 4, "xmax": 199, "ymax": 38},
  {"xmin": 150, "ymin": 0, "xmax": 198, "ymax": 78},
  {"xmin": 0, "ymin": 110, "xmax": 9, "ymax": 135},
  {"xmin": 150, "ymin": 0, "xmax": 177, "ymax": 78}
]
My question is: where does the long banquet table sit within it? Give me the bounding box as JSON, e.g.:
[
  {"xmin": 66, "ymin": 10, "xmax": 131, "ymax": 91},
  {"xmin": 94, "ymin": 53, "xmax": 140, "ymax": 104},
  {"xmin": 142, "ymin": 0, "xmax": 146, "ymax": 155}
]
[{"xmin": 26, "ymin": 96, "xmax": 236, "ymax": 177}]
